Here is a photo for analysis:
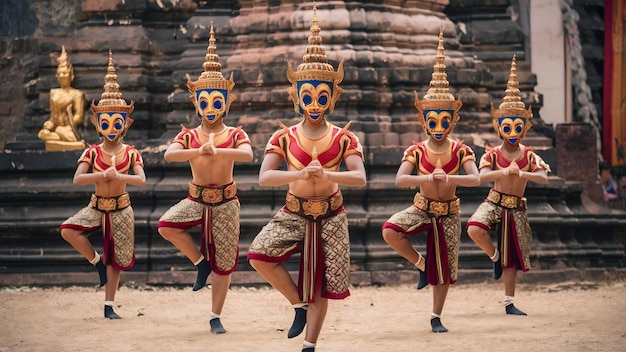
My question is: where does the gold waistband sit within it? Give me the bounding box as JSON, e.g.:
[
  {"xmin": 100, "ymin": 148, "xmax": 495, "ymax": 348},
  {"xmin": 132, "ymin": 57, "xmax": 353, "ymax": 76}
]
[
  {"xmin": 413, "ymin": 193, "xmax": 460, "ymax": 218},
  {"xmin": 89, "ymin": 193, "xmax": 131, "ymax": 212},
  {"xmin": 285, "ymin": 191, "xmax": 343, "ymax": 220},
  {"xmin": 487, "ymin": 189, "xmax": 526, "ymax": 210},
  {"xmin": 188, "ymin": 182, "xmax": 237, "ymax": 205}
]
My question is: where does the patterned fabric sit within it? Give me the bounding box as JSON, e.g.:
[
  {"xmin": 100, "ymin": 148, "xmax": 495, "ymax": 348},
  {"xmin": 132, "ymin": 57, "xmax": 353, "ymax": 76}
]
[
  {"xmin": 158, "ymin": 197, "xmax": 240, "ymax": 274},
  {"xmin": 78, "ymin": 144, "xmax": 143, "ymax": 173},
  {"xmin": 172, "ymin": 125, "xmax": 250, "ymax": 150},
  {"xmin": 382, "ymin": 202, "xmax": 461, "ymax": 285},
  {"xmin": 264, "ymin": 122, "xmax": 364, "ymax": 170},
  {"xmin": 60, "ymin": 205, "xmax": 135, "ymax": 270},
  {"xmin": 478, "ymin": 144, "xmax": 551, "ymax": 173},
  {"xmin": 401, "ymin": 139, "xmax": 475, "ymax": 175},
  {"xmin": 248, "ymin": 209, "xmax": 351, "ymax": 301},
  {"xmin": 467, "ymin": 201, "xmax": 532, "ymax": 271},
  {"xmin": 204, "ymin": 200, "xmax": 240, "ymax": 273},
  {"xmin": 106, "ymin": 206, "xmax": 135, "ymax": 269}
]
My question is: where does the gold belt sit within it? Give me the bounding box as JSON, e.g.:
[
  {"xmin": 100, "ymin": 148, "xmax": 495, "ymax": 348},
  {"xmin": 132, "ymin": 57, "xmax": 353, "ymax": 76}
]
[
  {"xmin": 487, "ymin": 189, "xmax": 526, "ymax": 210},
  {"xmin": 413, "ymin": 193, "xmax": 460, "ymax": 218},
  {"xmin": 285, "ymin": 191, "xmax": 343, "ymax": 220},
  {"xmin": 89, "ymin": 193, "xmax": 131, "ymax": 212},
  {"xmin": 189, "ymin": 182, "xmax": 237, "ymax": 205}
]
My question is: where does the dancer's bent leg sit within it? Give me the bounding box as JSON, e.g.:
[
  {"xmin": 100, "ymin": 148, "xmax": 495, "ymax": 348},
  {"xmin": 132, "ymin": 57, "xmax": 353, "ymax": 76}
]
[{"xmin": 249, "ymin": 259, "xmax": 305, "ymax": 338}]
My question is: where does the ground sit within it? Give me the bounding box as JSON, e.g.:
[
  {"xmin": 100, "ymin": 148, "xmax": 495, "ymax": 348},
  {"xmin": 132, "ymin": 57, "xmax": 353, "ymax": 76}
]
[{"xmin": 1, "ymin": 280, "xmax": 625, "ymax": 352}]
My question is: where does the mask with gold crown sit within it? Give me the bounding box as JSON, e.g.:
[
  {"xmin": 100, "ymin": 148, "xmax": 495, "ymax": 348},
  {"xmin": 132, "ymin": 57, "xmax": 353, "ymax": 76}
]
[
  {"xmin": 90, "ymin": 50, "xmax": 135, "ymax": 143},
  {"xmin": 56, "ymin": 45, "xmax": 74, "ymax": 87},
  {"xmin": 286, "ymin": 2, "xmax": 344, "ymax": 125},
  {"xmin": 414, "ymin": 27, "xmax": 462, "ymax": 142},
  {"xmin": 187, "ymin": 23, "xmax": 234, "ymax": 125},
  {"xmin": 491, "ymin": 55, "xmax": 533, "ymax": 147}
]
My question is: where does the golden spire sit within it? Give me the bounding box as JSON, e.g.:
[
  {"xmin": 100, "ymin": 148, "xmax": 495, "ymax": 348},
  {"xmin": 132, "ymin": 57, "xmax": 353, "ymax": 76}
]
[
  {"xmin": 297, "ymin": 1, "xmax": 334, "ymax": 73},
  {"xmin": 423, "ymin": 27, "xmax": 455, "ymax": 102},
  {"xmin": 499, "ymin": 55, "xmax": 526, "ymax": 110},
  {"xmin": 491, "ymin": 55, "xmax": 532, "ymax": 119},
  {"xmin": 414, "ymin": 25, "xmax": 462, "ymax": 116},
  {"xmin": 200, "ymin": 22, "xmax": 225, "ymax": 80},
  {"xmin": 187, "ymin": 22, "xmax": 235, "ymax": 92},
  {"xmin": 57, "ymin": 45, "xmax": 73, "ymax": 74},
  {"xmin": 287, "ymin": 1, "xmax": 344, "ymax": 84},
  {"xmin": 98, "ymin": 50, "xmax": 125, "ymax": 106},
  {"xmin": 91, "ymin": 50, "xmax": 134, "ymax": 114}
]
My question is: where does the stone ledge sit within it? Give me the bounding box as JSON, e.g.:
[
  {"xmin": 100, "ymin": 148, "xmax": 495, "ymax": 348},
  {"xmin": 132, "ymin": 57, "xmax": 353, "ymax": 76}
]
[{"xmin": 2, "ymin": 268, "xmax": 625, "ymax": 287}]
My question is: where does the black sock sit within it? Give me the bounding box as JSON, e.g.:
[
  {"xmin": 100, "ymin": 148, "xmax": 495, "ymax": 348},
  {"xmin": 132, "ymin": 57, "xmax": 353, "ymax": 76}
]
[
  {"xmin": 95, "ymin": 260, "xmax": 107, "ymax": 287},
  {"xmin": 192, "ymin": 259, "xmax": 212, "ymax": 291},
  {"xmin": 104, "ymin": 305, "xmax": 121, "ymax": 319},
  {"xmin": 431, "ymin": 317, "xmax": 448, "ymax": 333},
  {"xmin": 417, "ymin": 255, "xmax": 428, "ymax": 290},
  {"xmin": 210, "ymin": 317, "xmax": 227, "ymax": 334},
  {"xmin": 288, "ymin": 307, "xmax": 307, "ymax": 338},
  {"xmin": 505, "ymin": 303, "xmax": 527, "ymax": 316},
  {"xmin": 493, "ymin": 258, "xmax": 502, "ymax": 280}
]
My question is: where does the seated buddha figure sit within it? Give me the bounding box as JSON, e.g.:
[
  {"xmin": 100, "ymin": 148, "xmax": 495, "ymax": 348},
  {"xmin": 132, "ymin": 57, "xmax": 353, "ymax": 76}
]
[{"xmin": 38, "ymin": 45, "xmax": 86, "ymax": 151}]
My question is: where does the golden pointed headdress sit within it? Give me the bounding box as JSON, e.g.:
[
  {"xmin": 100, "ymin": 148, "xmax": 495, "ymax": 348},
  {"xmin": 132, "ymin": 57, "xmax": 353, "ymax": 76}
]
[
  {"xmin": 414, "ymin": 26, "xmax": 462, "ymax": 121},
  {"xmin": 56, "ymin": 45, "xmax": 73, "ymax": 75},
  {"xmin": 491, "ymin": 55, "xmax": 532, "ymax": 120},
  {"xmin": 187, "ymin": 22, "xmax": 235, "ymax": 93},
  {"xmin": 286, "ymin": 2, "xmax": 344, "ymax": 87},
  {"xmin": 91, "ymin": 50, "xmax": 134, "ymax": 117}
]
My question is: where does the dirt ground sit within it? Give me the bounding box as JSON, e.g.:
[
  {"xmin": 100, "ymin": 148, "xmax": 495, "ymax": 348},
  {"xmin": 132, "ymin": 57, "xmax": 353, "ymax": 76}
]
[{"xmin": 1, "ymin": 279, "xmax": 625, "ymax": 352}]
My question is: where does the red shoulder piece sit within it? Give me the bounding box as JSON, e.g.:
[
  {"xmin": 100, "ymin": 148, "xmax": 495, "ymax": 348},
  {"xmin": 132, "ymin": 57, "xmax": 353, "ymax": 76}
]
[
  {"xmin": 172, "ymin": 126, "xmax": 201, "ymax": 149},
  {"xmin": 78, "ymin": 145, "xmax": 98, "ymax": 166},
  {"xmin": 265, "ymin": 125, "xmax": 290, "ymax": 159}
]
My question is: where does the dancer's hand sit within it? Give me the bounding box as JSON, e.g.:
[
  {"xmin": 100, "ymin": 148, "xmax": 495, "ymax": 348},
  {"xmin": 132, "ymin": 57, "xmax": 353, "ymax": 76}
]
[
  {"xmin": 503, "ymin": 161, "xmax": 521, "ymax": 177},
  {"xmin": 300, "ymin": 147, "xmax": 326, "ymax": 180},
  {"xmin": 199, "ymin": 133, "xmax": 217, "ymax": 155},
  {"xmin": 103, "ymin": 155, "xmax": 120, "ymax": 180},
  {"xmin": 431, "ymin": 159, "xmax": 448, "ymax": 182},
  {"xmin": 199, "ymin": 143, "xmax": 217, "ymax": 155},
  {"xmin": 431, "ymin": 168, "xmax": 448, "ymax": 182}
]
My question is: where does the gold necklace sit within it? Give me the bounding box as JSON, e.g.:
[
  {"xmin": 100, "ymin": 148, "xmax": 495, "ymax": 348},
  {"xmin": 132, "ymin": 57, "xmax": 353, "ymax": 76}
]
[
  {"xmin": 100, "ymin": 144, "xmax": 124, "ymax": 156},
  {"xmin": 197, "ymin": 126, "xmax": 227, "ymax": 137},
  {"xmin": 300, "ymin": 121, "xmax": 329, "ymax": 141},
  {"xmin": 426, "ymin": 139, "xmax": 450, "ymax": 154},
  {"xmin": 502, "ymin": 145, "xmax": 522, "ymax": 161}
]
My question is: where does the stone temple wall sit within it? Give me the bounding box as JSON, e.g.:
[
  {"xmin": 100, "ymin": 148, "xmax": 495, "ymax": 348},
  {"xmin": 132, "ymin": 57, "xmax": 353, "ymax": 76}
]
[
  {"xmin": 0, "ymin": 0, "xmax": 624, "ymax": 286},
  {"xmin": 2, "ymin": 0, "xmax": 549, "ymax": 152}
]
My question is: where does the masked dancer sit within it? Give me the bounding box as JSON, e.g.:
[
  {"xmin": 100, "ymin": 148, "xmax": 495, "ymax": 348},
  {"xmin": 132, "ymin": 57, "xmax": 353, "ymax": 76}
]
[
  {"xmin": 381, "ymin": 28, "xmax": 480, "ymax": 333},
  {"xmin": 466, "ymin": 55, "xmax": 550, "ymax": 316},
  {"xmin": 60, "ymin": 50, "xmax": 146, "ymax": 319},
  {"xmin": 157, "ymin": 24, "xmax": 253, "ymax": 334},
  {"xmin": 247, "ymin": 4, "xmax": 367, "ymax": 351}
]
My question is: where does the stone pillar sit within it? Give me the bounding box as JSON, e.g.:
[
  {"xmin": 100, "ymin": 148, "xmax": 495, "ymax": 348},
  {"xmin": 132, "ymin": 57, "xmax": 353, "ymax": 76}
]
[
  {"xmin": 556, "ymin": 123, "xmax": 604, "ymax": 205},
  {"xmin": 529, "ymin": 0, "xmax": 566, "ymax": 127}
]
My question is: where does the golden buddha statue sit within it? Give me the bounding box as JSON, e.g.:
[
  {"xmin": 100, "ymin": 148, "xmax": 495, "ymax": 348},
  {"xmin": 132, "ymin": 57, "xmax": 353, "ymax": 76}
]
[{"xmin": 38, "ymin": 45, "xmax": 86, "ymax": 151}]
